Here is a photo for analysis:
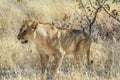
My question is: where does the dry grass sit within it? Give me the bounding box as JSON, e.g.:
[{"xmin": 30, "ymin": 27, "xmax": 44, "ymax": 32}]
[{"xmin": 0, "ymin": 0, "xmax": 120, "ymax": 80}]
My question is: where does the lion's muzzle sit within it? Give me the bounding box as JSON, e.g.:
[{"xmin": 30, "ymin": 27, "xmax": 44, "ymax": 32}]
[
  {"xmin": 17, "ymin": 34, "xmax": 28, "ymax": 44},
  {"xmin": 21, "ymin": 40, "xmax": 28, "ymax": 44}
]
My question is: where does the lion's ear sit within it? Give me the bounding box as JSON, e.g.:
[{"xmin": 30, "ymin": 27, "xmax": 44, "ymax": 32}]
[
  {"xmin": 23, "ymin": 20, "xmax": 28, "ymax": 24},
  {"xmin": 31, "ymin": 21, "xmax": 38, "ymax": 30}
]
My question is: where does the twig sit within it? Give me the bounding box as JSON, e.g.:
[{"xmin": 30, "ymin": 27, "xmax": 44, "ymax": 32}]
[
  {"xmin": 89, "ymin": 0, "xmax": 97, "ymax": 10},
  {"xmin": 96, "ymin": 0, "xmax": 120, "ymax": 23},
  {"xmin": 81, "ymin": 0, "xmax": 91, "ymax": 24},
  {"xmin": 102, "ymin": 6, "xmax": 120, "ymax": 22},
  {"xmin": 89, "ymin": 6, "xmax": 102, "ymax": 34},
  {"xmin": 81, "ymin": 0, "xmax": 102, "ymax": 34}
]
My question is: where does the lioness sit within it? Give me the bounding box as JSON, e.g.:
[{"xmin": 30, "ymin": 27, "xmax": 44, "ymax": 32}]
[{"xmin": 17, "ymin": 20, "xmax": 91, "ymax": 78}]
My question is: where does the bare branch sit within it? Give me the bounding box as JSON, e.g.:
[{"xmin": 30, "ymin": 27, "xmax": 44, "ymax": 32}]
[
  {"xmin": 89, "ymin": 0, "xmax": 97, "ymax": 10},
  {"xmin": 81, "ymin": 1, "xmax": 91, "ymax": 24},
  {"xmin": 96, "ymin": 0, "xmax": 101, "ymax": 6},
  {"xmin": 101, "ymin": 0, "xmax": 106, "ymax": 6},
  {"xmin": 102, "ymin": 6, "xmax": 120, "ymax": 22},
  {"xmin": 80, "ymin": 0, "xmax": 120, "ymax": 35},
  {"xmin": 80, "ymin": 0, "xmax": 102, "ymax": 34},
  {"xmin": 89, "ymin": 6, "xmax": 102, "ymax": 34},
  {"xmin": 96, "ymin": 0, "xmax": 120, "ymax": 23}
]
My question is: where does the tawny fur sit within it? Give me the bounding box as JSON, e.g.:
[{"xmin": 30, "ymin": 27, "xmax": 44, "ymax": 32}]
[{"xmin": 17, "ymin": 20, "xmax": 91, "ymax": 78}]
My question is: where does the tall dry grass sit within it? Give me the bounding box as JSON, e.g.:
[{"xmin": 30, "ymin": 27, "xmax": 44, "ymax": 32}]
[{"xmin": 0, "ymin": 0, "xmax": 120, "ymax": 80}]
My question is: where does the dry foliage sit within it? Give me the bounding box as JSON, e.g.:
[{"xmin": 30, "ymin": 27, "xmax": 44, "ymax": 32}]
[{"xmin": 0, "ymin": 0, "xmax": 120, "ymax": 80}]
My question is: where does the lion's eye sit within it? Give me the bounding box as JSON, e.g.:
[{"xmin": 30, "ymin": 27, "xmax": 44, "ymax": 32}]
[
  {"xmin": 22, "ymin": 30, "xmax": 26, "ymax": 35},
  {"xmin": 31, "ymin": 26, "xmax": 34, "ymax": 29},
  {"xmin": 24, "ymin": 30, "xmax": 26, "ymax": 33}
]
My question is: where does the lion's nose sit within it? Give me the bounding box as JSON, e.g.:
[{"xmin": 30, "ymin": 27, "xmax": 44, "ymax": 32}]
[{"xmin": 17, "ymin": 35, "xmax": 21, "ymax": 40}]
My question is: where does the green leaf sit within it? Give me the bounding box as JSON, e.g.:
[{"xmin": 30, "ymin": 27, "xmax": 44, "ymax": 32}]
[
  {"xmin": 105, "ymin": 4, "xmax": 110, "ymax": 11},
  {"xmin": 17, "ymin": 0, "xmax": 22, "ymax": 2},
  {"xmin": 111, "ymin": 9, "xmax": 119, "ymax": 17},
  {"xmin": 95, "ymin": 1, "xmax": 99, "ymax": 6},
  {"xmin": 111, "ymin": 9, "xmax": 117, "ymax": 14},
  {"xmin": 87, "ymin": 6, "xmax": 91, "ymax": 12},
  {"xmin": 112, "ymin": 0, "xmax": 116, "ymax": 4}
]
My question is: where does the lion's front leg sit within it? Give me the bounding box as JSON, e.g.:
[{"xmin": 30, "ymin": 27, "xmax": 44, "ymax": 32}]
[
  {"xmin": 40, "ymin": 54, "xmax": 49, "ymax": 79},
  {"xmin": 50, "ymin": 51, "xmax": 65, "ymax": 78}
]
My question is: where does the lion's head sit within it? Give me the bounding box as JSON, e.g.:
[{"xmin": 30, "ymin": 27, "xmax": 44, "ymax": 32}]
[{"xmin": 17, "ymin": 20, "xmax": 38, "ymax": 44}]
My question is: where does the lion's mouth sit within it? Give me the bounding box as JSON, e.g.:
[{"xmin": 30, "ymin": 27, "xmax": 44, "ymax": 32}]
[{"xmin": 21, "ymin": 40, "xmax": 28, "ymax": 44}]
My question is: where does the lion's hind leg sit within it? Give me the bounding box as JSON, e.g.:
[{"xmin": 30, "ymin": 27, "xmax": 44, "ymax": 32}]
[
  {"xmin": 73, "ymin": 46, "xmax": 83, "ymax": 70},
  {"xmin": 73, "ymin": 40, "xmax": 86, "ymax": 70},
  {"xmin": 74, "ymin": 39, "xmax": 91, "ymax": 70}
]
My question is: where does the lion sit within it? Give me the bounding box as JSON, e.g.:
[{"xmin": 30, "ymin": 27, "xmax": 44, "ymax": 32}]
[{"xmin": 17, "ymin": 20, "xmax": 91, "ymax": 79}]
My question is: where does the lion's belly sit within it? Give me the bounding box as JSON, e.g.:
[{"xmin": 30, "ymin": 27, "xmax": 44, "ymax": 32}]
[
  {"xmin": 35, "ymin": 39, "xmax": 57, "ymax": 56},
  {"xmin": 61, "ymin": 38, "xmax": 77, "ymax": 53},
  {"xmin": 50, "ymin": 36, "xmax": 77, "ymax": 53},
  {"xmin": 35, "ymin": 29, "xmax": 84, "ymax": 55},
  {"xmin": 36, "ymin": 43, "xmax": 51, "ymax": 55}
]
